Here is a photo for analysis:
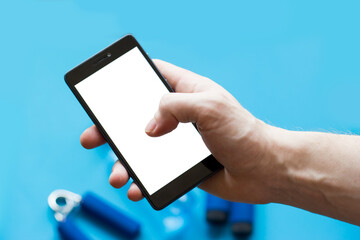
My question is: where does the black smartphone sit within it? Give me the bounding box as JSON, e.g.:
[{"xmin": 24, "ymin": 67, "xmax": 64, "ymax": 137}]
[{"xmin": 65, "ymin": 35, "xmax": 222, "ymax": 210}]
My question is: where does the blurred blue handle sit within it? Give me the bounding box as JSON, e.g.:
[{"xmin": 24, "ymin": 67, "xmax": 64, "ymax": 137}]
[
  {"xmin": 206, "ymin": 194, "xmax": 231, "ymax": 224},
  {"xmin": 229, "ymin": 202, "xmax": 254, "ymax": 223},
  {"xmin": 58, "ymin": 218, "xmax": 89, "ymax": 240},
  {"xmin": 81, "ymin": 192, "xmax": 141, "ymax": 238},
  {"xmin": 229, "ymin": 202, "xmax": 254, "ymax": 237},
  {"xmin": 206, "ymin": 194, "xmax": 231, "ymax": 211}
]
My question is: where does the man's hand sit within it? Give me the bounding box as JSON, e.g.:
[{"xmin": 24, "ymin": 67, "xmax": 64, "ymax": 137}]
[
  {"xmin": 81, "ymin": 59, "xmax": 360, "ymax": 225},
  {"xmin": 80, "ymin": 59, "xmax": 277, "ymax": 204}
]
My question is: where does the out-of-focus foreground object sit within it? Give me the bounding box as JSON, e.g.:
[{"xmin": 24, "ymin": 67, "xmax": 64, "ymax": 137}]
[{"xmin": 48, "ymin": 189, "xmax": 141, "ymax": 239}]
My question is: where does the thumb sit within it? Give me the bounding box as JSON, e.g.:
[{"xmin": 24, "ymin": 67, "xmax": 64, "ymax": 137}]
[{"xmin": 145, "ymin": 93, "xmax": 203, "ymax": 137}]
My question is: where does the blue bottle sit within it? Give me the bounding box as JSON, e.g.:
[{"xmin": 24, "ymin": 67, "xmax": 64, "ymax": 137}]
[
  {"xmin": 206, "ymin": 194, "xmax": 231, "ymax": 224},
  {"xmin": 229, "ymin": 202, "xmax": 254, "ymax": 237}
]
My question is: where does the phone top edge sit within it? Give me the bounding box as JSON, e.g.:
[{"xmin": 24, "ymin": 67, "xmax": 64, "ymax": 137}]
[{"xmin": 64, "ymin": 34, "xmax": 137, "ymax": 84}]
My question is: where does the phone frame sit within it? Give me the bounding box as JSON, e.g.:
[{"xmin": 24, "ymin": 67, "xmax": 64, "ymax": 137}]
[{"xmin": 65, "ymin": 34, "xmax": 223, "ymax": 210}]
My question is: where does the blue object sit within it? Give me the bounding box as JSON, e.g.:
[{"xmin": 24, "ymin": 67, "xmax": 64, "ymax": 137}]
[
  {"xmin": 229, "ymin": 202, "xmax": 254, "ymax": 237},
  {"xmin": 206, "ymin": 194, "xmax": 231, "ymax": 224},
  {"xmin": 48, "ymin": 190, "xmax": 140, "ymax": 239},
  {"xmin": 58, "ymin": 218, "xmax": 90, "ymax": 240},
  {"xmin": 81, "ymin": 192, "xmax": 140, "ymax": 239}
]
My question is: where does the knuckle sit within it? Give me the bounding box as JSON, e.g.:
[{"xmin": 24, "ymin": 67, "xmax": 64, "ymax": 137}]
[
  {"xmin": 159, "ymin": 93, "xmax": 172, "ymax": 111},
  {"xmin": 202, "ymin": 77, "xmax": 212, "ymax": 83},
  {"xmin": 198, "ymin": 93, "xmax": 227, "ymax": 119},
  {"xmin": 209, "ymin": 92, "xmax": 227, "ymax": 108},
  {"xmin": 152, "ymin": 59, "xmax": 161, "ymax": 65}
]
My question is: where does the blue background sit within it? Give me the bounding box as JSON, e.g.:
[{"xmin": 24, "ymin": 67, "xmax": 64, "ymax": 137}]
[{"xmin": 1, "ymin": 0, "xmax": 360, "ymax": 239}]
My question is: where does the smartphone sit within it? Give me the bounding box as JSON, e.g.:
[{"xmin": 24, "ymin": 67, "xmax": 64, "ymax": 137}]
[{"xmin": 65, "ymin": 35, "xmax": 223, "ymax": 210}]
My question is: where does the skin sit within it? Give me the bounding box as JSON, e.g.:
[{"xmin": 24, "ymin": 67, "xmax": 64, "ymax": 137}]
[{"xmin": 80, "ymin": 59, "xmax": 360, "ymax": 225}]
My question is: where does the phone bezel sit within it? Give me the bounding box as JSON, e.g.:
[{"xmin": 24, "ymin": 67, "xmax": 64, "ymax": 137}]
[{"xmin": 65, "ymin": 34, "xmax": 223, "ymax": 210}]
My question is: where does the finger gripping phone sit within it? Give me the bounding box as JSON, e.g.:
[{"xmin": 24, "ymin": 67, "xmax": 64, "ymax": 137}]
[{"xmin": 65, "ymin": 35, "xmax": 222, "ymax": 210}]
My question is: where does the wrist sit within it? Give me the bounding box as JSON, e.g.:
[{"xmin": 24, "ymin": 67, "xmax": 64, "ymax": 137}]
[
  {"xmin": 262, "ymin": 126, "xmax": 327, "ymax": 207},
  {"xmin": 254, "ymin": 124, "xmax": 360, "ymax": 224},
  {"xmin": 260, "ymin": 124, "xmax": 304, "ymax": 204}
]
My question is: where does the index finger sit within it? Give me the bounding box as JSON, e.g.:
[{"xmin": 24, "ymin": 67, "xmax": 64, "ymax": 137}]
[
  {"xmin": 80, "ymin": 125, "xmax": 106, "ymax": 149},
  {"xmin": 152, "ymin": 59, "xmax": 204, "ymax": 93}
]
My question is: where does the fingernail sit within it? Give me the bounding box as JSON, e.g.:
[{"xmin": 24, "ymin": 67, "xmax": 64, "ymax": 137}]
[
  {"xmin": 110, "ymin": 164, "xmax": 120, "ymax": 181},
  {"xmin": 111, "ymin": 161, "xmax": 120, "ymax": 173},
  {"xmin": 145, "ymin": 118, "xmax": 157, "ymax": 133}
]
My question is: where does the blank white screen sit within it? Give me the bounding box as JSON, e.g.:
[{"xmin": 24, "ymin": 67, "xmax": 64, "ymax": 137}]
[{"xmin": 75, "ymin": 47, "xmax": 210, "ymax": 195}]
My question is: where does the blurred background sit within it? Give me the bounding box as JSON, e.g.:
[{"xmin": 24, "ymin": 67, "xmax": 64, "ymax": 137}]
[{"xmin": 1, "ymin": 0, "xmax": 360, "ymax": 239}]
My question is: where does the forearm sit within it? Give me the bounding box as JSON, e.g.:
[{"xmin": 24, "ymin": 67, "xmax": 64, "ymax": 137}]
[{"xmin": 267, "ymin": 126, "xmax": 360, "ymax": 225}]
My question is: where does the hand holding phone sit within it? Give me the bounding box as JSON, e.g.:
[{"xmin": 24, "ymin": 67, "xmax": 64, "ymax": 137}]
[
  {"xmin": 66, "ymin": 35, "xmax": 221, "ymax": 209},
  {"xmin": 71, "ymin": 35, "xmax": 274, "ymax": 208}
]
